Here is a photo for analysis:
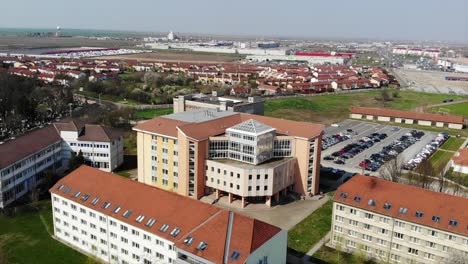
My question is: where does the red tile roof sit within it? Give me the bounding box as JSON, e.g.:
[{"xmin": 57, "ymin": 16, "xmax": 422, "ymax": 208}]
[
  {"xmin": 135, "ymin": 113, "xmax": 324, "ymax": 141},
  {"xmin": 453, "ymin": 148, "xmax": 468, "ymax": 166},
  {"xmin": 334, "ymin": 175, "xmax": 468, "ymax": 236},
  {"xmin": 0, "ymin": 126, "xmax": 62, "ymax": 169},
  {"xmin": 50, "ymin": 166, "xmax": 281, "ymax": 263},
  {"xmin": 133, "ymin": 117, "xmax": 190, "ymax": 138},
  {"xmin": 351, "ymin": 107, "xmax": 464, "ymax": 124}
]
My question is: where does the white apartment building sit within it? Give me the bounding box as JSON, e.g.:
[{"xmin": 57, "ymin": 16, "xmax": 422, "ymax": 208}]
[
  {"xmin": 0, "ymin": 126, "xmax": 62, "ymax": 208},
  {"xmin": 330, "ymin": 175, "xmax": 468, "ymax": 264},
  {"xmin": 50, "ymin": 166, "xmax": 287, "ymax": 264},
  {"xmin": 0, "ymin": 120, "xmax": 123, "ymax": 208},
  {"xmin": 54, "ymin": 120, "xmax": 124, "ymax": 171}
]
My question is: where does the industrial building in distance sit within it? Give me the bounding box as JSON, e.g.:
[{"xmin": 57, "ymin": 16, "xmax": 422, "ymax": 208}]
[
  {"xmin": 133, "ymin": 109, "xmax": 324, "ymax": 207},
  {"xmin": 50, "ymin": 166, "xmax": 286, "ymax": 264},
  {"xmin": 173, "ymin": 92, "xmax": 264, "ymax": 115},
  {"xmin": 331, "ymin": 175, "xmax": 468, "ymax": 264}
]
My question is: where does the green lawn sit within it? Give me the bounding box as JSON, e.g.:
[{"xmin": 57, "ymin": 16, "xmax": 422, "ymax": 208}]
[
  {"xmin": 115, "ymin": 170, "xmax": 132, "ymax": 178},
  {"xmin": 444, "ymin": 169, "xmax": 468, "ymax": 188},
  {"xmin": 0, "ymin": 201, "xmax": 87, "ymax": 264},
  {"xmin": 135, "ymin": 108, "xmax": 173, "ymax": 119},
  {"xmin": 429, "ymin": 150, "xmax": 454, "ymax": 174},
  {"xmin": 312, "ymin": 246, "xmax": 378, "ymax": 264},
  {"xmin": 440, "ymin": 137, "xmax": 466, "ymax": 151},
  {"xmin": 288, "ymin": 198, "xmax": 333, "ymax": 256},
  {"xmin": 123, "ymin": 131, "xmax": 137, "ymax": 155},
  {"xmin": 264, "ymin": 91, "xmax": 468, "ymax": 125},
  {"xmin": 431, "ymin": 102, "xmax": 468, "ymax": 116}
]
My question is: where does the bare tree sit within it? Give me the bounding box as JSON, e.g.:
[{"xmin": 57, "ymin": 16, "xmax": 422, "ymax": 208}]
[
  {"xmin": 436, "ymin": 164, "xmax": 446, "ymax": 193},
  {"xmin": 380, "ymin": 156, "xmax": 403, "ymax": 183},
  {"xmin": 415, "ymin": 159, "xmax": 434, "ymax": 190},
  {"xmin": 446, "ymin": 250, "xmax": 468, "ymax": 264}
]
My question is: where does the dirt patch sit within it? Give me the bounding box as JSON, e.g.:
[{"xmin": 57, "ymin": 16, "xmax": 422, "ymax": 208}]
[{"xmin": 97, "ymin": 51, "xmax": 242, "ymax": 63}]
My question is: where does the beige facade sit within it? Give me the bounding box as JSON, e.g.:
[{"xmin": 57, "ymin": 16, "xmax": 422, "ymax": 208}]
[
  {"xmin": 134, "ymin": 111, "xmax": 324, "ymax": 207},
  {"xmin": 331, "ymin": 201, "xmax": 468, "ymax": 264}
]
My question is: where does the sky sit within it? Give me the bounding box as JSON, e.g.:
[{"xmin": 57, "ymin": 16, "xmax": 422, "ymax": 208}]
[{"xmin": 1, "ymin": 0, "xmax": 468, "ymax": 42}]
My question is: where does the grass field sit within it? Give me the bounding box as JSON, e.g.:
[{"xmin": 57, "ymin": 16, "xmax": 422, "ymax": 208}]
[
  {"xmin": 312, "ymin": 246, "xmax": 378, "ymax": 264},
  {"xmin": 431, "ymin": 102, "xmax": 468, "ymax": 116},
  {"xmin": 264, "ymin": 91, "xmax": 468, "ymax": 125},
  {"xmin": 288, "ymin": 198, "xmax": 333, "ymax": 256},
  {"xmin": 429, "ymin": 150, "xmax": 454, "ymax": 174},
  {"xmin": 440, "ymin": 137, "xmax": 466, "ymax": 151},
  {"xmin": 444, "ymin": 169, "xmax": 468, "ymax": 188},
  {"xmin": 135, "ymin": 108, "xmax": 173, "ymax": 119},
  {"xmin": 0, "ymin": 201, "xmax": 87, "ymax": 264}
]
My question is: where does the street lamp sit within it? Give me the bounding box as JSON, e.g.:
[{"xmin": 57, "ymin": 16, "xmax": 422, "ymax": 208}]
[{"xmin": 68, "ymin": 103, "xmax": 73, "ymax": 117}]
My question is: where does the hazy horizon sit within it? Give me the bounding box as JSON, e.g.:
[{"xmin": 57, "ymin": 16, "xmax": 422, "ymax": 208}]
[{"xmin": 1, "ymin": 0, "xmax": 467, "ymax": 43}]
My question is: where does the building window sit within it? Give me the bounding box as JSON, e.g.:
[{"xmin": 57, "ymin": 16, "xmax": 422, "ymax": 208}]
[{"xmin": 408, "ymin": 248, "xmax": 418, "ymax": 255}]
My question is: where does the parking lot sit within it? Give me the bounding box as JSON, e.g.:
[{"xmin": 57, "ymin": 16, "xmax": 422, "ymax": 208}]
[
  {"xmin": 395, "ymin": 69, "xmax": 468, "ymax": 95},
  {"xmin": 321, "ymin": 119, "xmax": 438, "ymax": 175}
]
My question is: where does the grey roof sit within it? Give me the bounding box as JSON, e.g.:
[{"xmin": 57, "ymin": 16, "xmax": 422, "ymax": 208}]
[
  {"xmin": 228, "ymin": 119, "xmax": 275, "ymax": 135},
  {"xmin": 164, "ymin": 109, "xmax": 237, "ymax": 124}
]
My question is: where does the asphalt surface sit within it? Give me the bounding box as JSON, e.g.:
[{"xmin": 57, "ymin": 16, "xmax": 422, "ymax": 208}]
[{"xmin": 321, "ymin": 120, "xmax": 438, "ymax": 175}]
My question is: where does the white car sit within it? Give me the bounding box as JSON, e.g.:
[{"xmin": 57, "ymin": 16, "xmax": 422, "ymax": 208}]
[{"xmin": 331, "ymin": 123, "xmax": 340, "ymax": 127}]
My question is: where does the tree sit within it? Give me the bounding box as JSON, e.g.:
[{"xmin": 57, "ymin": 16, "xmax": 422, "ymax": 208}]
[
  {"xmin": 380, "ymin": 156, "xmax": 403, "ymax": 183},
  {"xmin": 69, "ymin": 150, "xmax": 85, "ymax": 171},
  {"xmin": 436, "ymin": 164, "xmax": 446, "ymax": 193},
  {"xmin": 415, "ymin": 159, "xmax": 434, "ymax": 190},
  {"xmin": 446, "ymin": 251, "xmax": 468, "ymax": 264}
]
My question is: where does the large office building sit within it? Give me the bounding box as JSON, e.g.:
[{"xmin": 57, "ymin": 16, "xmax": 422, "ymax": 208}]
[
  {"xmin": 50, "ymin": 166, "xmax": 287, "ymax": 264},
  {"xmin": 0, "ymin": 120, "xmax": 123, "ymax": 208},
  {"xmin": 133, "ymin": 109, "xmax": 324, "ymax": 207},
  {"xmin": 173, "ymin": 94, "xmax": 264, "ymax": 115},
  {"xmin": 331, "ymin": 175, "xmax": 468, "ymax": 264}
]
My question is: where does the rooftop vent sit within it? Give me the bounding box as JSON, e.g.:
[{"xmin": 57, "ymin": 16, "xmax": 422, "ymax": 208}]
[
  {"xmin": 91, "ymin": 197, "xmax": 100, "ymax": 205},
  {"xmin": 145, "ymin": 218, "xmax": 156, "ymax": 227},
  {"xmin": 184, "ymin": 237, "xmax": 195, "ymax": 246},
  {"xmin": 135, "ymin": 214, "xmax": 145, "ymax": 223},
  {"xmin": 160, "ymin": 224, "xmax": 170, "ymax": 232},
  {"xmin": 170, "ymin": 228, "xmax": 181, "ymax": 237},
  {"xmin": 122, "ymin": 210, "xmax": 132, "ymax": 218},
  {"xmin": 63, "ymin": 186, "xmax": 71, "ymax": 194},
  {"xmin": 112, "ymin": 206, "xmax": 121, "ymax": 214},
  {"xmin": 231, "ymin": 251, "xmax": 241, "ymax": 260},
  {"xmin": 197, "ymin": 241, "xmax": 208, "ymax": 251},
  {"xmin": 81, "ymin": 194, "xmax": 91, "ymax": 201},
  {"xmin": 102, "ymin": 202, "xmax": 111, "ymax": 209}
]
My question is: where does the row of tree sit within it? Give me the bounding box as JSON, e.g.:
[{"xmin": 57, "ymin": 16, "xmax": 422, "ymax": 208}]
[{"xmin": 380, "ymin": 155, "xmax": 466, "ymax": 196}]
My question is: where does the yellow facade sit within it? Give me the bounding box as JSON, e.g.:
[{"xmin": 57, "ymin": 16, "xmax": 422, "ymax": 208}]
[{"xmin": 137, "ymin": 131, "xmax": 179, "ymax": 193}]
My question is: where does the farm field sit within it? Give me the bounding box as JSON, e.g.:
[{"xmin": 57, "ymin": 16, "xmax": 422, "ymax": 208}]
[{"xmin": 96, "ymin": 50, "xmax": 242, "ymax": 63}]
